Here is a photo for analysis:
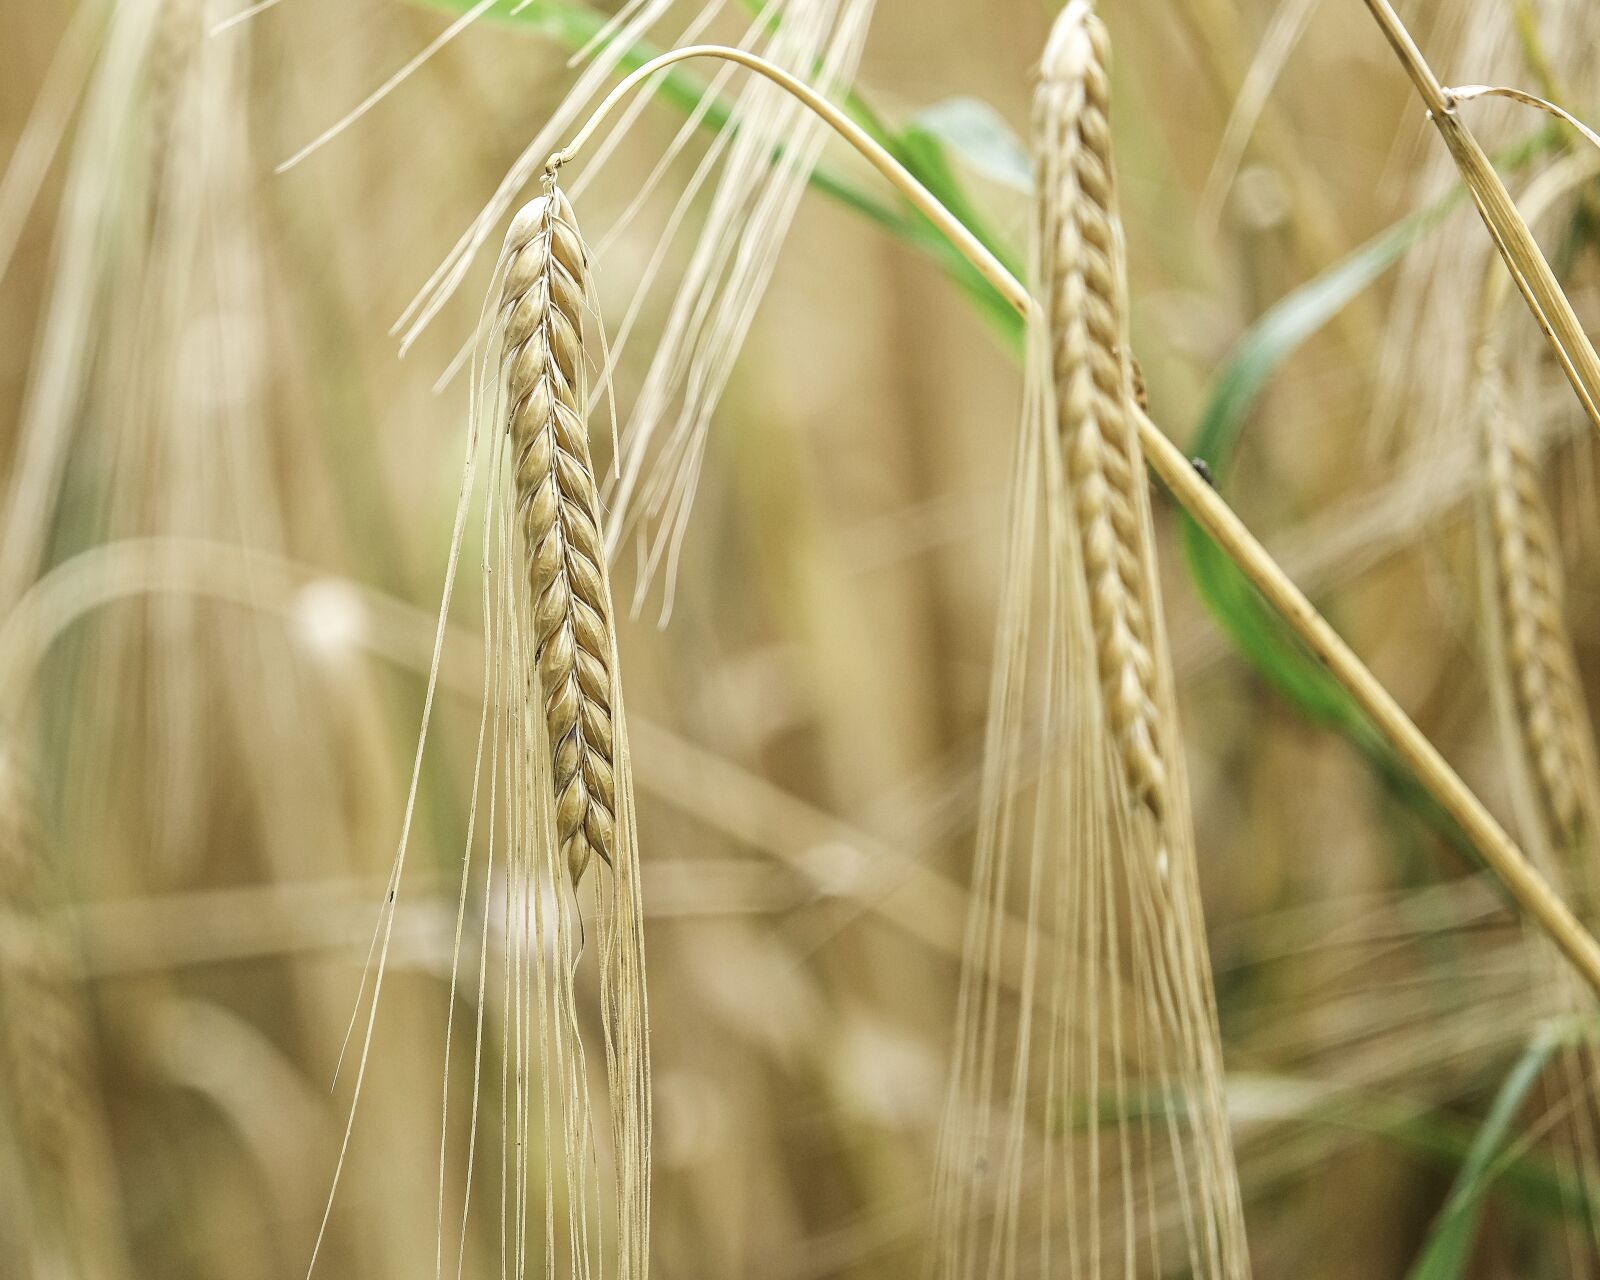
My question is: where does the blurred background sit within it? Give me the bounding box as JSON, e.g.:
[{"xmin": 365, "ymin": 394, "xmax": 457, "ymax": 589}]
[{"xmin": 4, "ymin": 1, "xmax": 1600, "ymax": 1276}]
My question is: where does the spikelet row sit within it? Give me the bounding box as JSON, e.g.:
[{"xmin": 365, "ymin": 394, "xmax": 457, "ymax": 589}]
[
  {"xmin": 494, "ymin": 184, "xmax": 651, "ymax": 1280},
  {"xmin": 1036, "ymin": 9, "xmax": 1167, "ymax": 828},
  {"xmin": 500, "ymin": 187, "xmax": 618, "ymax": 886},
  {"xmin": 1479, "ymin": 353, "xmax": 1593, "ymax": 844}
]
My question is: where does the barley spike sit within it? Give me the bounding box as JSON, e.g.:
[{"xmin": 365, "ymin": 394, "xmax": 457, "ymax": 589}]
[
  {"xmin": 1480, "ymin": 352, "xmax": 1590, "ymax": 841},
  {"xmin": 1038, "ymin": 9, "xmax": 1167, "ymax": 827},
  {"xmin": 501, "ymin": 186, "xmax": 617, "ymax": 886}
]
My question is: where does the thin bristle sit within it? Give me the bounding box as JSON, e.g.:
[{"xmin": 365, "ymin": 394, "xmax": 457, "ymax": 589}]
[
  {"xmin": 1039, "ymin": 8, "xmax": 1167, "ymax": 828},
  {"xmin": 501, "ymin": 187, "xmax": 618, "ymax": 886}
]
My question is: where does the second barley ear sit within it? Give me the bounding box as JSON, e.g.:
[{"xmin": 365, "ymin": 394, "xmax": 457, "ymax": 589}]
[
  {"xmin": 1038, "ymin": 6, "xmax": 1169, "ymax": 835},
  {"xmin": 1478, "ymin": 351, "xmax": 1595, "ymax": 848}
]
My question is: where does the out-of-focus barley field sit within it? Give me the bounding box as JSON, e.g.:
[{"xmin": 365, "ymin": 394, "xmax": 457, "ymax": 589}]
[{"xmin": 7, "ymin": 2, "xmax": 1600, "ymax": 1277}]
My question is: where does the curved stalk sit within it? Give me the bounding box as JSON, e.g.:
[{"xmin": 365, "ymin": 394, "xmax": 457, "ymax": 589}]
[
  {"xmin": 550, "ymin": 45, "xmax": 1600, "ymax": 998},
  {"xmin": 545, "ymin": 44, "xmax": 1022, "ymax": 311}
]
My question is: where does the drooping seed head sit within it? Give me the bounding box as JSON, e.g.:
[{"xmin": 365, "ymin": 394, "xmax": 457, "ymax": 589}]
[
  {"xmin": 1479, "ymin": 352, "xmax": 1592, "ymax": 843},
  {"xmin": 1035, "ymin": 3, "xmax": 1167, "ymax": 828},
  {"xmin": 500, "ymin": 188, "xmax": 618, "ymax": 886}
]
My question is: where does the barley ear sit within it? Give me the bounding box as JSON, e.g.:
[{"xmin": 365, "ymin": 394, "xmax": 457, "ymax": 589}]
[
  {"xmin": 1036, "ymin": 3, "xmax": 1249, "ymax": 1273},
  {"xmin": 931, "ymin": 6, "xmax": 1249, "ymax": 1276},
  {"xmin": 1476, "ymin": 340, "xmax": 1600, "ymax": 929},
  {"xmin": 496, "ymin": 183, "xmax": 652, "ymax": 1279},
  {"xmin": 500, "ymin": 186, "xmax": 618, "ymax": 887},
  {"xmin": 1039, "ymin": 5, "xmax": 1169, "ymax": 836},
  {"xmin": 1474, "ymin": 337, "xmax": 1600, "ymax": 1263},
  {"xmin": 1479, "ymin": 351, "xmax": 1597, "ymax": 851}
]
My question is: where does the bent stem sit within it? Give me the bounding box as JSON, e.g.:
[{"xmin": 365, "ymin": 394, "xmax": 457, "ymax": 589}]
[
  {"xmin": 549, "ymin": 44, "xmax": 1600, "ymax": 998},
  {"xmin": 1138, "ymin": 403, "xmax": 1600, "ymax": 997},
  {"xmin": 544, "ymin": 43, "xmax": 1021, "ymax": 310},
  {"xmin": 1360, "ymin": 0, "xmax": 1600, "ymax": 440}
]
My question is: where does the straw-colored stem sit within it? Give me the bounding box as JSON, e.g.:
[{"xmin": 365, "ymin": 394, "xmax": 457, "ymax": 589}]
[
  {"xmin": 551, "ymin": 44, "xmax": 1600, "ymax": 998},
  {"xmin": 1134, "ymin": 402, "xmax": 1600, "ymax": 995},
  {"xmin": 1359, "ymin": 0, "xmax": 1600, "ymax": 440}
]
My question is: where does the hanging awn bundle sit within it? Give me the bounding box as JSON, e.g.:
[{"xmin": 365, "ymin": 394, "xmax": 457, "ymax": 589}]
[
  {"xmin": 313, "ymin": 184, "xmax": 650, "ymax": 1280},
  {"xmin": 931, "ymin": 5, "xmax": 1250, "ymax": 1277}
]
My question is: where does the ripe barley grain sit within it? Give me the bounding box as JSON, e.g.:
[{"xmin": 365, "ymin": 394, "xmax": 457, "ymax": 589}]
[
  {"xmin": 500, "ymin": 186, "xmax": 618, "ymax": 887},
  {"xmin": 1038, "ymin": 7, "xmax": 1167, "ymax": 829},
  {"xmin": 1034, "ymin": 12, "xmax": 1249, "ymax": 1270}
]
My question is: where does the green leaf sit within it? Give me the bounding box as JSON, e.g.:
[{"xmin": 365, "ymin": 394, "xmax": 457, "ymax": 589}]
[
  {"xmin": 1051, "ymin": 1064, "xmax": 1595, "ymax": 1231},
  {"xmin": 1407, "ymin": 1027, "xmax": 1563, "ymax": 1279},
  {"xmin": 907, "ymin": 97, "xmax": 1033, "ymax": 193},
  {"xmin": 1175, "ymin": 196, "xmax": 1462, "ymax": 844},
  {"xmin": 1189, "ymin": 203, "xmax": 1454, "ymax": 483},
  {"xmin": 1228, "ymin": 1071, "xmax": 1591, "ymax": 1225},
  {"xmin": 1180, "ymin": 200, "xmax": 1448, "ymax": 720}
]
